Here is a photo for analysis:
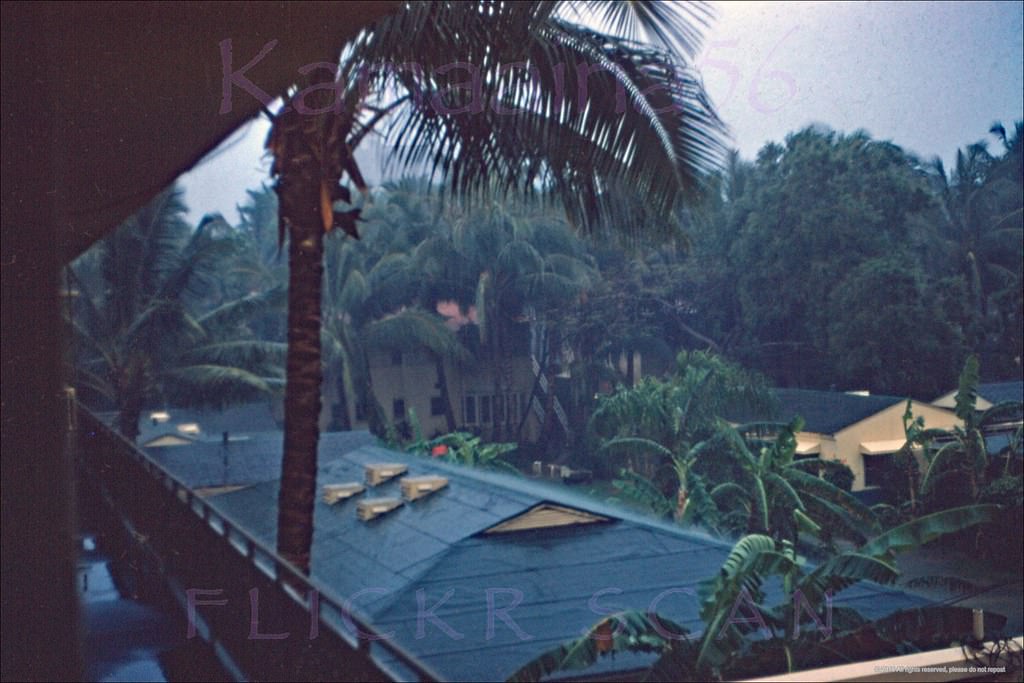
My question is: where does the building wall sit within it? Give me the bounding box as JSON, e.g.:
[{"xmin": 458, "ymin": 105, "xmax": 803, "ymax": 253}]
[
  {"xmin": 336, "ymin": 349, "xmax": 542, "ymax": 442},
  {"xmin": 932, "ymin": 390, "xmax": 993, "ymax": 411},
  {"xmin": 829, "ymin": 402, "xmax": 960, "ymax": 490}
]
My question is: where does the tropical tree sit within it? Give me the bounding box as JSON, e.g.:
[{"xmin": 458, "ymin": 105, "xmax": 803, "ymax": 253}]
[
  {"xmin": 926, "ymin": 126, "xmax": 1024, "ymax": 369},
  {"xmin": 720, "ymin": 127, "xmax": 936, "ymax": 388},
  {"xmin": 265, "ymin": 1, "xmax": 726, "ymax": 571},
  {"xmin": 590, "ymin": 351, "xmax": 774, "ymax": 525},
  {"xmin": 510, "ymin": 505, "xmax": 1001, "ymax": 682},
  {"xmin": 703, "ymin": 419, "xmax": 879, "ymax": 547},
  {"xmin": 321, "ymin": 233, "xmax": 471, "ymax": 438},
  {"xmin": 826, "ymin": 255, "xmax": 963, "ymax": 398},
  {"xmin": 68, "ymin": 186, "xmax": 285, "ymax": 441}
]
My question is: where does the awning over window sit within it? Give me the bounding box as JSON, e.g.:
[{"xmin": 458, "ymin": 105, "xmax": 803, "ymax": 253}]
[
  {"xmin": 859, "ymin": 439, "xmax": 907, "ymax": 455},
  {"xmin": 795, "ymin": 439, "xmax": 821, "ymax": 455}
]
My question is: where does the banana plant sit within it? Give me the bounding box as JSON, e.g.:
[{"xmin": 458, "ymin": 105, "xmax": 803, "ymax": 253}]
[
  {"xmin": 509, "ymin": 504, "xmax": 1001, "ymax": 682},
  {"xmin": 921, "ymin": 355, "xmax": 1023, "ymax": 502}
]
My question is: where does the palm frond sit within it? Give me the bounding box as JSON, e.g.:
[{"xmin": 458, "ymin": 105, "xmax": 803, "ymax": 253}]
[
  {"xmin": 160, "ymin": 364, "xmax": 278, "ymax": 408},
  {"xmin": 612, "ymin": 468, "xmax": 674, "ymax": 517},
  {"xmin": 182, "ymin": 340, "xmax": 287, "ymax": 370},
  {"xmin": 858, "ymin": 505, "xmax": 1000, "ymax": 559},
  {"xmin": 601, "ymin": 435, "xmax": 675, "ymax": 460},
  {"xmin": 797, "ymin": 552, "xmax": 900, "ymax": 607},
  {"xmin": 345, "ymin": 2, "xmax": 726, "ymax": 238},
  {"xmin": 785, "ymin": 468, "xmax": 879, "ymax": 535},
  {"xmin": 902, "ymin": 575, "xmax": 978, "ymax": 594},
  {"xmin": 921, "ymin": 441, "xmax": 968, "ymax": 494},
  {"xmin": 362, "ymin": 308, "xmax": 470, "ymax": 361},
  {"xmin": 198, "ymin": 287, "xmax": 286, "ymax": 332},
  {"xmin": 580, "ymin": 0, "xmax": 715, "ymax": 58}
]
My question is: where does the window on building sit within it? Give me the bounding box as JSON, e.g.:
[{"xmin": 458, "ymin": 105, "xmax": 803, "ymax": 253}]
[
  {"xmin": 464, "ymin": 395, "xmax": 476, "ymax": 424},
  {"xmin": 430, "ymin": 396, "xmax": 446, "ymax": 416},
  {"xmin": 390, "ymin": 350, "xmax": 402, "ymax": 366},
  {"xmin": 494, "ymin": 395, "xmax": 505, "ymax": 422},
  {"xmin": 509, "ymin": 393, "xmax": 520, "ymax": 423},
  {"xmin": 863, "ymin": 454, "xmax": 896, "ymax": 489},
  {"xmin": 393, "ymin": 398, "xmax": 406, "ymax": 421},
  {"xmin": 480, "ymin": 395, "xmax": 492, "ymax": 423}
]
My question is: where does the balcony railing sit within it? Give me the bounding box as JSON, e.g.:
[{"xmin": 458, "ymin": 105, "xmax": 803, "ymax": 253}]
[{"xmin": 76, "ymin": 404, "xmax": 442, "ymax": 682}]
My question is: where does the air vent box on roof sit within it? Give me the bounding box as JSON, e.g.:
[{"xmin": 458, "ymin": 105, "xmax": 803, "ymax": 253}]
[
  {"xmin": 400, "ymin": 475, "xmax": 448, "ymax": 501},
  {"xmin": 484, "ymin": 503, "xmax": 609, "ymax": 534},
  {"xmin": 357, "ymin": 497, "xmax": 403, "ymax": 521},
  {"xmin": 365, "ymin": 463, "xmax": 408, "ymax": 486},
  {"xmin": 322, "ymin": 482, "xmax": 365, "ymax": 505},
  {"xmin": 143, "ymin": 434, "xmax": 193, "ymax": 448}
]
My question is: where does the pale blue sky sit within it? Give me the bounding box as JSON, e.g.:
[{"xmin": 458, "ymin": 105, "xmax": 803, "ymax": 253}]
[{"xmin": 180, "ymin": 0, "xmax": 1024, "ymax": 224}]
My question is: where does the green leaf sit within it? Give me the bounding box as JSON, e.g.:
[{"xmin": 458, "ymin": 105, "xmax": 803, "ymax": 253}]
[{"xmin": 858, "ymin": 505, "xmax": 1000, "ymax": 558}]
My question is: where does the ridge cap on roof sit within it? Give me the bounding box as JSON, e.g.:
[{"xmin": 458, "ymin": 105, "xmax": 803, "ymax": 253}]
[{"xmin": 343, "ymin": 445, "xmax": 738, "ymax": 551}]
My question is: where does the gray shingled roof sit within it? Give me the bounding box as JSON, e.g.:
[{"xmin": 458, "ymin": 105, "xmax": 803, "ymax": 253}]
[
  {"xmin": 209, "ymin": 445, "xmax": 929, "ymax": 682},
  {"xmin": 978, "ymin": 381, "xmax": 1023, "ymax": 405},
  {"xmin": 729, "ymin": 388, "xmax": 906, "ymax": 434},
  {"xmin": 143, "ymin": 431, "xmax": 377, "ymax": 489},
  {"xmin": 97, "ymin": 403, "xmax": 282, "ymax": 445}
]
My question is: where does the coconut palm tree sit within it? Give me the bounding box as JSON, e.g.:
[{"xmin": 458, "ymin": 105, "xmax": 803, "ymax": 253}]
[
  {"xmin": 927, "ymin": 126, "xmax": 1024, "ymax": 363},
  {"xmin": 68, "ymin": 186, "xmax": 286, "ymax": 441},
  {"xmin": 321, "ymin": 232, "xmax": 472, "ymax": 439},
  {"xmin": 266, "ymin": 0, "xmax": 726, "ymax": 571}
]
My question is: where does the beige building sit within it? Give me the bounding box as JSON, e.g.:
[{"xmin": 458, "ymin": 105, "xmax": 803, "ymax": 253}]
[
  {"xmin": 330, "ymin": 348, "xmax": 548, "ymax": 442},
  {"xmin": 932, "ymin": 380, "xmax": 1023, "ymax": 412},
  {"xmin": 737, "ymin": 389, "xmax": 961, "ymax": 491}
]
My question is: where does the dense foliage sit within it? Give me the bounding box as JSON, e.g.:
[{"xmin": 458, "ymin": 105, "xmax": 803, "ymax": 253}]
[
  {"xmin": 72, "ymin": 120, "xmax": 1022, "ymax": 445},
  {"xmin": 672, "ymin": 124, "xmax": 1023, "ymax": 395}
]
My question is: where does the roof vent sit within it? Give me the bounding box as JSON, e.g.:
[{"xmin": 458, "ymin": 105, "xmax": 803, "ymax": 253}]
[
  {"xmin": 357, "ymin": 497, "xmax": 403, "ymax": 521},
  {"xmin": 365, "ymin": 463, "xmax": 408, "ymax": 486},
  {"xmin": 142, "ymin": 434, "xmax": 194, "ymax": 448},
  {"xmin": 322, "ymin": 482, "xmax": 365, "ymax": 505},
  {"xmin": 400, "ymin": 475, "xmax": 448, "ymax": 501},
  {"xmin": 484, "ymin": 503, "xmax": 610, "ymax": 534}
]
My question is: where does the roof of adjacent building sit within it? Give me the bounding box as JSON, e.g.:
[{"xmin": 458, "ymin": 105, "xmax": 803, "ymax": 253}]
[
  {"xmin": 729, "ymin": 388, "xmax": 907, "ymax": 435},
  {"xmin": 97, "ymin": 403, "xmax": 283, "ymax": 446},
  {"xmin": 977, "ymin": 381, "xmax": 1024, "ymax": 405},
  {"xmin": 208, "ymin": 444, "xmax": 929, "ymax": 682},
  {"xmin": 144, "ymin": 430, "xmax": 377, "ymax": 490}
]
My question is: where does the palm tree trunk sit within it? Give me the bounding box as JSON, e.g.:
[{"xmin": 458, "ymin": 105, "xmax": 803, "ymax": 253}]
[
  {"xmin": 332, "ymin": 370, "xmax": 353, "ymax": 431},
  {"xmin": 274, "ymin": 109, "xmax": 326, "ymax": 574},
  {"xmin": 358, "ymin": 367, "xmax": 389, "ymax": 440},
  {"xmin": 118, "ymin": 399, "xmax": 142, "ymax": 443},
  {"xmin": 435, "ymin": 355, "xmax": 457, "ymax": 433}
]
